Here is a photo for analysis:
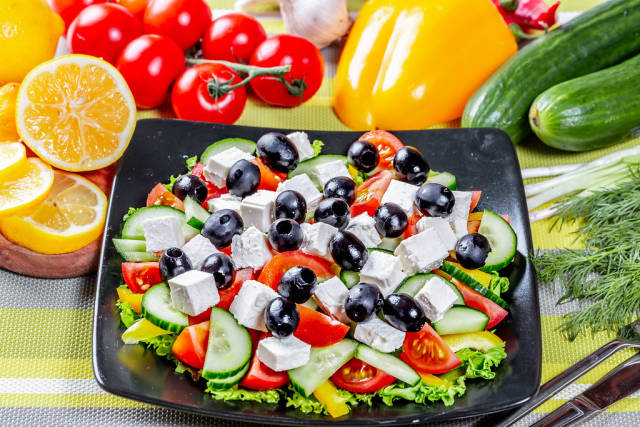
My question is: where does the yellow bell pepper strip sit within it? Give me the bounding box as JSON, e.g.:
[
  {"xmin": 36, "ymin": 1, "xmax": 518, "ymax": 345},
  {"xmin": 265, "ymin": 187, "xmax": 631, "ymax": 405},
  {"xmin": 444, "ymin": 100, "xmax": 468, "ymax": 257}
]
[
  {"xmin": 442, "ymin": 331, "xmax": 504, "ymax": 353},
  {"xmin": 419, "ymin": 373, "xmax": 448, "ymax": 387},
  {"xmin": 468, "ymin": 212, "xmax": 484, "ymax": 222},
  {"xmin": 121, "ymin": 318, "xmax": 171, "ymax": 345},
  {"xmin": 333, "ymin": 0, "xmax": 517, "ymax": 130},
  {"xmin": 117, "ymin": 286, "xmax": 143, "ymax": 314},
  {"xmin": 313, "ymin": 380, "xmax": 350, "ymax": 418}
]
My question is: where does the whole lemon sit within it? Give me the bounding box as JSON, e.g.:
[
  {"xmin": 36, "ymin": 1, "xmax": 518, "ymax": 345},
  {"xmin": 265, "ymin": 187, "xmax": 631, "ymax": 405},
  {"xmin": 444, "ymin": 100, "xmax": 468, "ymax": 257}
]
[
  {"xmin": 0, "ymin": 0, "xmax": 65, "ymax": 84},
  {"xmin": 0, "ymin": 82, "xmax": 20, "ymax": 142}
]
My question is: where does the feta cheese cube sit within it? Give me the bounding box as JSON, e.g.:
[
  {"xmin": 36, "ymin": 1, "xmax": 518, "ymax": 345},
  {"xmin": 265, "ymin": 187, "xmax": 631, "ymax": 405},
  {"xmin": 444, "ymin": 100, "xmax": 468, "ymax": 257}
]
[
  {"xmin": 346, "ymin": 213, "xmax": 382, "ymax": 248},
  {"xmin": 300, "ymin": 222, "xmax": 339, "ymax": 259},
  {"xmin": 231, "ymin": 226, "xmax": 273, "ymax": 269},
  {"xmin": 168, "ymin": 270, "xmax": 219, "ymax": 316},
  {"xmin": 229, "ymin": 279, "xmax": 279, "ymax": 331},
  {"xmin": 143, "ymin": 215, "xmax": 185, "ymax": 252},
  {"xmin": 207, "ymin": 193, "xmax": 242, "ymax": 214},
  {"xmin": 313, "ymin": 276, "xmax": 350, "ymax": 323},
  {"xmin": 181, "ymin": 234, "xmax": 220, "ymax": 270},
  {"xmin": 446, "ymin": 191, "xmax": 473, "ymax": 221},
  {"xmin": 276, "ymin": 174, "xmax": 323, "ymax": 211},
  {"xmin": 416, "ymin": 217, "xmax": 458, "ymax": 251},
  {"xmin": 286, "ymin": 131, "xmax": 315, "ymax": 162},
  {"xmin": 240, "ymin": 190, "xmax": 277, "ymax": 232},
  {"xmin": 359, "ymin": 250, "xmax": 406, "ymax": 297},
  {"xmin": 450, "ymin": 219, "xmax": 468, "ymax": 240},
  {"xmin": 203, "ymin": 147, "xmax": 254, "ymax": 187},
  {"xmin": 394, "ymin": 228, "xmax": 449, "ymax": 274},
  {"xmin": 381, "ymin": 180, "xmax": 420, "ymax": 215},
  {"xmin": 257, "ymin": 335, "xmax": 311, "ymax": 371},
  {"xmin": 414, "ymin": 276, "xmax": 459, "ymax": 322},
  {"xmin": 354, "ymin": 317, "xmax": 405, "ymax": 353},
  {"xmin": 312, "ymin": 159, "xmax": 351, "ymax": 188}
]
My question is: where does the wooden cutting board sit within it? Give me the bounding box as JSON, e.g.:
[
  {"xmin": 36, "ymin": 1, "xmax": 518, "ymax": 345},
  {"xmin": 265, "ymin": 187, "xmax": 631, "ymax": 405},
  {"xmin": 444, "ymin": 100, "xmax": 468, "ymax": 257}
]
[{"xmin": 0, "ymin": 166, "xmax": 115, "ymax": 279}]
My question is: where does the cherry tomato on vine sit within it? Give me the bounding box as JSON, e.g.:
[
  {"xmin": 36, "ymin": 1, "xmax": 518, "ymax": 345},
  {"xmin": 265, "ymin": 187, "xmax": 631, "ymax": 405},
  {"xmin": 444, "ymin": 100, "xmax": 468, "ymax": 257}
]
[
  {"xmin": 115, "ymin": 0, "xmax": 148, "ymax": 20},
  {"xmin": 143, "ymin": 0, "xmax": 212, "ymax": 51},
  {"xmin": 249, "ymin": 34, "xmax": 324, "ymax": 107},
  {"xmin": 202, "ymin": 13, "xmax": 267, "ymax": 64},
  {"xmin": 67, "ymin": 3, "xmax": 142, "ymax": 64},
  {"xmin": 117, "ymin": 34, "xmax": 185, "ymax": 109},
  {"xmin": 48, "ymin": 0, "xmax": 107, "ymax": 30},
  {"xmin": 171, "ymin": 63, "xmax": 247, "ymax": 124}
]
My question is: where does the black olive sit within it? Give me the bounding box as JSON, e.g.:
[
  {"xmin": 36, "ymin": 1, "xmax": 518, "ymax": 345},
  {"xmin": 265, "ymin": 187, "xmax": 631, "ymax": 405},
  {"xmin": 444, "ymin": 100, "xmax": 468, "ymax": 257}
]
[
  {"xmin": 201, "ymin": 252, "xmax": 236, "ymax": 290},
  {"xmin": 273, "ymin": 190, "xmax": 307, "ymax": 223},
  {"xmin": 268, "ymin": 218, "xmax": 303, "ymax": 252},
  {"xmin": 278, "ymin": 266, "xmax": 317, "ymax": 303},
  {"xmin": 455, "ymin": 233, "xmax": 491, "ymax": 269},
  {"xmin": 201, "ymin": 209, "xmax": 244, "ymax": 249},
  {"xmin": 383, "ymin": 293, "xmax": 427, "ymax": 332},
  {"xmin": 226, "ymin": 159, "xmax": 260, "ymax": 198},
  {"xmin": 393, "ymin": 147, "xmax": 430, "ymax": 185},
  {"xmin": 329, "ymin": 231, "xmax": 368, "ymax": 271},
  {"xmin": 348, "ymin": 140, "xmax": 379, "ymax": 173},
  {"xmin": 314, "ymin": 198, "xmax": 351, "ymax": 230},
  {"xmin": 345, "ymin": 283, "xmax": 383, "ymax": 322},
  {"xmin": 172, "ymin": 174, "xmax": 208, "ymax": 204},
  {"xmin": 256, "ymin": 132, "xmax": 299, "ymax": 173},
  {"xmin": 374, "ymin": 203, "xmax": 408, "ymax": 238},
  {"xmin": 159, "ymin": 247, "xmax": 192, "ymax": 279},
  {"xmin": 415, "ymin": 183, "xmax": 455, "ymax": 217},
  {"xmin": 264, "ymin": 297, "xmax": 300, "ymax": 338},
  {"xmin": 323, "ymin": 176, "xmax": 356, "ymax": 205}
]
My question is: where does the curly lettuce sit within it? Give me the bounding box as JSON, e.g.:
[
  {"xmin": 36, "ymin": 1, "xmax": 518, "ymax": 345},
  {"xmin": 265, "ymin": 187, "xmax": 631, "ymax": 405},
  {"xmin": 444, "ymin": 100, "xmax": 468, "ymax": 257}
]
[
  {"xmin": 311, "ymin": 139, "xmax": 324, "ymax": 157},
  {"xmin": 206, "ymin": 386, "xmax": 282, "ymax": 404},
  {"xmin": 116, "ymin": 299, "xmax": 140, "ymax": 328},
  {"xmin": 284, "ymin": 386, "xmax": 375, "ymax": 415},
  {"xmin": 457, "ymin": 343, "xmax": 507, "ymax": 380},
  {"xmin": 489, "ymin": 272, "xmax": 510, "ymax": 295},
  {"xmin": 378, "ymin": 376, "xmax": 466, "ymax": 407}
]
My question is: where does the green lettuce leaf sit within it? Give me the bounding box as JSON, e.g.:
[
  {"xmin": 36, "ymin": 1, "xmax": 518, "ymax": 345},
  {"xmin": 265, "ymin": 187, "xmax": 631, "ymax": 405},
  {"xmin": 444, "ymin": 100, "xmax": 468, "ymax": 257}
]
[
  {"xmin": 186, "ymin": 155, "xmax": 198, "ymax": 172},
  {"xmin": 353, "ymin": 171, "xmax": 365, "ymax": 187},
  {"xmin": 378, "ymin": 376, "xmax": 466, "ymax": 407},
  {"xmin": 116, "ymin": 298, "xmax": 140, "ymax": 328},
  {"xmin": 122, "ymin": 207, "xmax": 139, "ymax": 223},
  {"xmin": 163, "ymin": 175, "xmax": 179, "ymax": 192},
  {"xmin": 457, "ymin": 343, "xmax": 507, "ymax": 380},
  {"xmin": 312, "ymin": 139, "xmax": 324, "ymax": 157},
  {"xmin": 286, "ymin": 387, "xmax": 327, "ymax": 415},
  {"xmin": 489, "ymin": 272, "xmax": 510, "ymax": 295},
  {"xmin": 206, "ymin": 386, "xmax": 282, "ymax": 404}
]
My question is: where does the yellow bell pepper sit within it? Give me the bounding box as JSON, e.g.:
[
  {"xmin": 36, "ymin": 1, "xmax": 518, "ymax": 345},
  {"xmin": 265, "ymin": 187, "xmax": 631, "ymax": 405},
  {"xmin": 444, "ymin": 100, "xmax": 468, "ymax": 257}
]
[
  {"xmin": 441, "ymin": 331, "xmax": 504, "ymax": 353},
  {"xmin": 333, "ymin": 0, "xmax": 517, "ymax": 130},
  {"xmin": 313, "ymin": 380, "xmax": 350, "ymax": 418},
  {"xmin": 117, "ymin": 286, "xmax": 143, "ymax": 314}
]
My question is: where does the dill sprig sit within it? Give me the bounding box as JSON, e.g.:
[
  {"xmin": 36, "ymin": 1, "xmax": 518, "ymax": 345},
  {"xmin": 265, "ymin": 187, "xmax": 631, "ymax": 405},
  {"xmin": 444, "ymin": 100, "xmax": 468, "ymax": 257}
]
[{"xmin": 532, "ymin": 169, "xmax": 640, "ymax": 340}]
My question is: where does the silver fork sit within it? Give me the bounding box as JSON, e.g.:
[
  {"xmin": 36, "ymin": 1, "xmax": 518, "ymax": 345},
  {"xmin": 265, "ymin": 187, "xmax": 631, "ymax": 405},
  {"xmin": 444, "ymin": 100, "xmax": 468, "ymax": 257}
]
[{"xmin": 495, "ymin": 319, "xmax": 640, "ymax": 426}]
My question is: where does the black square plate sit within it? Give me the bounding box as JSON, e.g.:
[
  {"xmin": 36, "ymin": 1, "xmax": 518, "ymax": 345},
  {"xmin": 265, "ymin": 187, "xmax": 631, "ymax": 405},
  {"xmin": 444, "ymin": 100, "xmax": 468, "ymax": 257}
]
[{"xmin": 93, "ymin": 119, "xmax": 541, "ymax": 425}]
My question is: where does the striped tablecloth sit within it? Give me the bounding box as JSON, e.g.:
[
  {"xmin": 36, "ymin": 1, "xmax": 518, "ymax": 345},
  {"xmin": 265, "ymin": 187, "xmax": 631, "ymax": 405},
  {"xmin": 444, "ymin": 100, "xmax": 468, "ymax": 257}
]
[{"xmin": 1, "ymin": 0, "xmax": 638, "ymax": 425}]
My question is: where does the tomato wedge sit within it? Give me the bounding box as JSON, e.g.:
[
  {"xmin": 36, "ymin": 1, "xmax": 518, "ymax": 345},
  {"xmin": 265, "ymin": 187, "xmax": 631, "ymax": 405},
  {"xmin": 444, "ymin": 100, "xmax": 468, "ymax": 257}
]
[
  {"xmin": 404, "ymin": 213, "xmax": 423, "ymax": 238},
  {"xmin": 400, "ymin": 324, "xmax": 461, "ymax": 374},
  {"xmin": 451, "ymin": 279, "xmax": 508, "ymax": 329},
  {"xmin": 330, "ymin": 358, "xmax": 396, "ymax": 393},
  {"xmin": 190, "ymin": 162, "xmax": 227, "ymax": 206},
  {"xmin": 218, "ymin": 268, "xmax": 254, "ymax": 311},
  {"xmin": 172, "ymin": 321, "xmax": 209, "ymax": 369},
  {"xmin": 358, "ymin": 130, "xmax": 404, "ymax": 169},
  {"xmin": 350, "ymin": 170, "xmax": 393, "ymax": 217},
  {"xmin": 469, "ymin": 190, "xmax": 482, "ymax": 212},
  {"xmin": 251, "ymin": 158, "xmax": 286, "ymax": 191},
  {"xmin": 122, "ymin": 262, "xmax": 163, "ymax": 293},
  {"xmin": 294, "ymin": 304, "xmax": 349, "ymax": 347},
  {"xmin": 239, "ymin": 332, "xmax": 289, "ymax": 390},
  {"xmin": 146, "ymin": 183, "xmax": 184, "ymax": 210},
  {"xmin": 257, "ymin": 251, "xmax": 335, "ymax": 291}
]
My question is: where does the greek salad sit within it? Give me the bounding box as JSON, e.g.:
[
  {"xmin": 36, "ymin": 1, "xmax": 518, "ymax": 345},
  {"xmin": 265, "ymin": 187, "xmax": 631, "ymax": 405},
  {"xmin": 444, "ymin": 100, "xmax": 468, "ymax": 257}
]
[{"xmin": 113, "ymin": 130, "xmax": 516, "ymax": 418}]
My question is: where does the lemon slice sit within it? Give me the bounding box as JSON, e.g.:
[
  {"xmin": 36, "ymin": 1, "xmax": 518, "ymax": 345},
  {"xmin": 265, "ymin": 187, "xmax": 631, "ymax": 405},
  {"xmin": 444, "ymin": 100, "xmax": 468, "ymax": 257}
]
[
  {"xmin": 0, "ymin": 142, "xmax": 26, "ymax": 179},
  {"xmin": 0, "ymin": 157, "xmax": 53, "ymax": 217},
  {"xmin": 0, "ymin": 171, "xmax": 107, "ymax": 254},
  {"xmin": 122, "ymin": 318, "xmax": 170, "ymax": 345},
  {"xmin": 15, "ymin": 54, "xmax": 136, "ymax": 172}
]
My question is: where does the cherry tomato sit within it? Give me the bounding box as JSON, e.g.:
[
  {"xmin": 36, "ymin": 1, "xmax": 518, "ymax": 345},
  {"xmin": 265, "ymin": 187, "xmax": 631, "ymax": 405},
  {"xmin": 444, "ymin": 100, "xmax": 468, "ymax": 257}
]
[
  {"xmin": 294, "ymin": 305, "xmax": 349, "ymax": 347},
  {"xmin": 172, "ymin": 320, "xmax": 209, "ymax": 369},
  {"xmin": 400, "ymin": 324, "xmax": 461, "ymax": 374},
  {"xmin": 358, "ymin": 130, "xmax": 404, "ymax": 169},
  {"xmin": 117, "ymin": 34, "xmax": 185, "ymax": 109},
  {"xmin": 202, "ymin": 13, "xmax": 266, "ymax": 64},
  {"xmin": 121, "ymin": 262, "xmax": 163, "ymax": 293},
  {"xmin": 146, "ymin": 183, "xmax": 184, "ymax": 210},
  {"xmin": 143, "ymin": 0, "xmax": 212, "ymax": 51},
  {"xmin": 350, "ymin": 170, "xmax": 393, "ymax": 217},
  {"xmin": 331, "ymin": 358, "xmax": 396, "ymax": 393},
  {"xmin": 67, "ymin": 3, "xmax": 142, "ymax": 65},
  {"xmin": 451, "ymin": 278, "xmax": 508, "ymax": 329},
  {"xmin": 240, "ymin": 332, "xmax": 289, "ymax": 390},
  {"xmin": 115, "ymin": 0, "xmax": 148, "ymax": 20},
  {"xmin": 171, "ymin": 63, "xmax": 247, "ymax": 124},
  {"xmin": 190, "ymin": 162, "xmax": 227, "ymax": 207},
  {"xmin": 249, "ymin": 34, "xmax": 324, "ymax": 107},
  {"xmin": 48, "ymin": 0, "xmax": 107, "ymax": 30},
  {"xmin": 251, "ymin": 158, "xmax": 286, "ymax": 191},
  {"xmin": 257, "ymin": 251, "xmax": 335, "ymax": 291}
]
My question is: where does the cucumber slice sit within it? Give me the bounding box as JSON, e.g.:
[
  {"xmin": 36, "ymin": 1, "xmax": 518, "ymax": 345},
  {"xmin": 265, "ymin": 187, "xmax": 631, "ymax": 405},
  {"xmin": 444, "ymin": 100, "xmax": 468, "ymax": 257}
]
[
  {"xmin": 378, "ymin": 236, "xmax": 402, "ymax": 251},
  {"xmin": 184, "ymin": 196, "xmax": 210, "ymax": 231},
  {"xmin": 121, "ymin": 205, "xmax": 198, "ymax": 240},
  {"xmin": 117, "ymin": 251, "xmax": 160, "ymax": 262},
  {"xmin": 288, "ymin": 339, "xmax": 357, "ymax": 397},
  {"xmin": 141, "ymin": 283, "xmax": 188, "ymax": 333},
  {"xmin": 432, "ymin": 305, "xmax": 489, "ymax": 335},
  {"xmin": 206, "ymin": 362, "xmax": 250, "ymax": 390},
  {"xmin": 440, "ymin": 261, "xmax": 508, "ymax": 309},
  {"xmin": 202, "ymin": 307, "xmax": 253, "ymax": 380},
  {"xmin": 339, "ymin": 269, "xmax": 360, "ymax": 289},
  {"xmin": 200, "ymin": 138, "xmax": 256, "ymax": 166},
  {"xmin": 113, "ymin": 238, "xmax": 160, "ymax": 261},
  {"xmin": 287, "ymin": 155, "xmax": 349, "ymax": 189},
  {"xmin": 354, "ymin": 344, "xmax": 420, "ymax": 386},
  {"xmin": 478, "ymin": 210, "xmax": 517, "ymax": 272},
  {"xmin": 300, "ymin": 298, "xmax": 318, "ymax": 311},
  {"xmin": 397, "ymin": 273, "xmax": 464, "ymax": 304},
  {"xmin": 427, "ymin": 171, "xmax": 457, "ymax": 190}
]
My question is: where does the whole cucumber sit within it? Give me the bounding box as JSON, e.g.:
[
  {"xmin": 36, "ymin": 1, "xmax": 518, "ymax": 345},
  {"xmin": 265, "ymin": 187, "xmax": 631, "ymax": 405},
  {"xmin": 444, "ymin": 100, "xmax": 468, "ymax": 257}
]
[
  {"xmin": 530, "ymin": 54, "xmax": 640, "ymax": 151},
  {"xmin": 462, "ymin": 0, "xmax": 640, "ymax": 144}
]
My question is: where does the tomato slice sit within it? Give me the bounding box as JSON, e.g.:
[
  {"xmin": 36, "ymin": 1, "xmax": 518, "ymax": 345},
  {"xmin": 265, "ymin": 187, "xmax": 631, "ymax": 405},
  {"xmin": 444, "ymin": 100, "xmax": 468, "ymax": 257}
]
[
  {"xmin": 218, "ymin": 268, "xmax": 254, "ymax": 311},
  {"xmin": 190, "ymin": 162, "xmax": 227, "ymax": 206},
  {"xmin": 350, "ymin": 170, "xmax": 394, "ymax": 217},
  {"xmin": 122, "ymin": 262, "xmax": 163, "ymax": 293},
  {"xmin": 404, "ymin": 213, "xmax": 423, "ymax": 238},
  {"xmin": 294, "ymin": 304, "xmax": 349, "ymax": 347},
  {"xmin": 400, "ymin": 323, "xmax": 461, "ymax": 374},
  {"xmin": 358, "ymin": 130, "xmax": 404, "ymax": 169},
  {"xmin": 330, "ymin": 358, "xmax": 396, "ymax": 393},
  {"xmin": 251, "ymin": 158, "xmax": 286, "ymax": 191},
  {"xmin": 451, "ymin": 279, "xmax": 508, "ymax": 329},
  {"xmin": 172, "ymin": 320, "xmax": 209, "ymax": 369},
  {"xmin": 146, "ymin": 183, "xmax": 184, "ymax": 211},
  {"xmin": 257, "ymin": 251, "xmax": 335, "ymax": 291},
  {"xmin": 467, "ymin": 220, "xmax": 481, "ymax": 234},
  {"xmin": 239, "ymin": 332, "xmax": 289, "ymax": 390},
  {"xmin": 469, "ymin": 190, "xmax": 482, "ymax": 212}
]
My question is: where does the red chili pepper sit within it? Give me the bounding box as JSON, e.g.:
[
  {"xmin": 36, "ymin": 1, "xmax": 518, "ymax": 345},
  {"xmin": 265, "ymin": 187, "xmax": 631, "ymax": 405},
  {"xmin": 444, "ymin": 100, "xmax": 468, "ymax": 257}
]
[{"xmin": 493, "ymin": 0, "xmax": 560, "ymax": 31}]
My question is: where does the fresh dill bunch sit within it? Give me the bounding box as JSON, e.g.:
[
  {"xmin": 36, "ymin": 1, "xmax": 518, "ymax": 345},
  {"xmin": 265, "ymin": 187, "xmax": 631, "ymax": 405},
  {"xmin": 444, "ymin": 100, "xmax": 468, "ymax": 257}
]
[{"xmin": 532, "ymin": 169, "xmax": 640, "ymax": 340}]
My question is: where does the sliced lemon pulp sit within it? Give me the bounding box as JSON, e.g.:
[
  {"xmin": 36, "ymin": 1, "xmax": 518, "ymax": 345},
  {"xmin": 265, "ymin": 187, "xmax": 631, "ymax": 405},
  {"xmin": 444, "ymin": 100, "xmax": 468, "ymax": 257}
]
[
  {"xmin": 0, "ymin": 157, "xmax": 53, "ymax": 217},
  {"xmin": 0, "ymin": 142, "xmax": 26, "ymax": 179}
]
